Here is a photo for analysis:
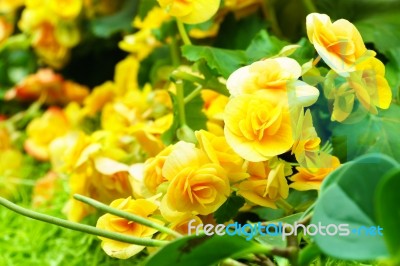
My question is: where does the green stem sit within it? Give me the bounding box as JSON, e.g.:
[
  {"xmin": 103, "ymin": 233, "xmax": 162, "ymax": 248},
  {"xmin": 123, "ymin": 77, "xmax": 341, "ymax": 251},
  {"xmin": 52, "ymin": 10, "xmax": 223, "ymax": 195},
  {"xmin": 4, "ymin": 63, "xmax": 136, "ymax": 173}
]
[
  {"xmin": 276, "ymin": 199, "xmax": 294, "ymax": 214},
  {"xmin": 184, "ymin": 85, "xmax": 203, "ymax": 104},
  {"xmin": 0, "ymin": 197, "xmax": 168, "ymax": 247},
  {"xmin": 172, "ymin": 70, "xmax": 204, "ymax": 84},
  {"xmin": 175, "ymin": 80, "xmax": 187, "ymax": 126},
  {"xmin": 176, "ymin": 20, "xmax": 192, "ymax": 45},
  {"xmin": 170, "ymin": 37, "xmax": 180, "ymax": 67},
  {"xmin": 171, "ymin": 70, "xmax": 229, "ymax": 97},
  {"xmin": 74, "ymin": 194, "xmax": 182, "ymax": 238}
]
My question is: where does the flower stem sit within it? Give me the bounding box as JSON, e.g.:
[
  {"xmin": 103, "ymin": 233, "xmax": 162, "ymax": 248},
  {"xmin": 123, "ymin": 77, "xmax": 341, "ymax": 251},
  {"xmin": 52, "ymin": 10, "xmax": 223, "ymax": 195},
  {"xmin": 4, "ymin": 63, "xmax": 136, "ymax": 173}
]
[
  {"xmin": 184, "ymin": 84, "xmax": 203, "ymax": 104},
  {"xmin": 276, "ymin": 198, "xmax": 294, "ymax": 214},
  {"xmin": 175, "ymin": 80, "xmax": 187, "ymax": 126},
  {"xmin": 0, "ymin": 196, "xmax": 168, "ymax": 247},
  {"xmin": 74, "ymin": 194, "xmax": 182, "ymax": 238},
  {"xmin": 176, "ymin": 20, "xmax": 192, "ymax": 45}
]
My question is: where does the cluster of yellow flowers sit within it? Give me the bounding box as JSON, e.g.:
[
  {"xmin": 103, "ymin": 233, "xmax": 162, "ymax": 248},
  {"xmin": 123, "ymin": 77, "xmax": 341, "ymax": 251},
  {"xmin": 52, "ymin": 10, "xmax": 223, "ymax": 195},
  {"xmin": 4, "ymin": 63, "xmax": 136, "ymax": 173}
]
[
  {"xmin": 1, "ymin": 0, "xmax": 393, "ymax": 260},
  {"xmin": 307, "ymin": 13, "xmax": 392, "ymax": 122},
  {"xmin": 0, "ymin": 0, "xmax": 125, "ymax": 68}
]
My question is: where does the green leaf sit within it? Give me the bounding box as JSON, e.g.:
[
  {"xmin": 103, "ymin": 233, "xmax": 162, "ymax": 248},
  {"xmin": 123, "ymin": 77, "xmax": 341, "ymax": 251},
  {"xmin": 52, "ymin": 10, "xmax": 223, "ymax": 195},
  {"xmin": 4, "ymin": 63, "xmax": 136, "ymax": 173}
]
[
  {"xmin": 214, "ymin": 194, "xmax": 245, "ymax": 224},
  {"xmin": 332, "ymin": 104, "xmax": 400, "ymax": 163},
  {"xmin": 312, "ymin": 153, "xmax": 399, "ymax": 260},
  {"xmin": 145, "ymin": 234, "xmax": 270, "ymax": 266},
  {"xmin": 245, "ymin": 30, "xmax": 287, "ymax": 63},
  {"xmin": 255, "ymin": 212, "xmax": 305, "ymax": 248},
  {"xmin": 375, "ymin": 168, "xmax": 400, "ymax": 263},
  {"xmin": 90, "ymin": 0, "xmax": 138, "ymax": 38},
  {"xmin": 181, "ymin": 45, "xmax": 247, "ymax": 79}
]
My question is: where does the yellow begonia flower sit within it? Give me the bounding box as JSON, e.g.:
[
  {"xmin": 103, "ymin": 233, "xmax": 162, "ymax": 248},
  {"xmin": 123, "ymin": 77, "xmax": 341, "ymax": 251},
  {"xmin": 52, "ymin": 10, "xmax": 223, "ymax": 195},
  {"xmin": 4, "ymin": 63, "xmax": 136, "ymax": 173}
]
[
  {"xmin": 227, "ymin": 57, "xmax": 319, "ymax": 108},
  {"xmin": 82, "ymin": 81, "xmax": 116, "ymax": 116},
  {"xmin": 291, "ymin": 109, "xmax": 321, "ymax": 167},
  {"xmin": 143, "ymin": 145, "xmax": 174, "ymax": 194},
  {"xmin": 195, "ymin": 130, "xmax": 248, "ymax": 182},
  {"xmin": 348, "ymin": 57, "xmax": 392, "ymax": 113},
  {"xmin": 325, "ymin": 57, "xmax": 392, "ymax": 122},
  {"xmin": 120, "ymin": 7, "xmax": 170, "ymax": 60},
  {"xmin": 290, "ymin": 152, "xmax": 340, "ymax": 191},
  {"xmin": 114, "ymin": 56, "xmax": 140, "ymax": 95},
  {"xmin": 49, "ymin": 0, "xmax": 82, "ymax": 20},
  {"xmin": 96, "ymin": 197, "xmax": 163, "ymax": 259},
  {"xmin": 224, "ymin": 93, "xmax": 294, "ymax": 162},
  {"xmin": 161, "ymin": 141, "xmax": 230, "ymax": 215},
  {"xmin": 306, "ymin": 13, "xmax": 373, "ymax": 76},
  {"xmin": 237, "ymin": 158, "xmax": 290, "ymax": 208},
  {"xmin": 25, "ymin": 107, "xmax": 70, "ymax": 161},
  {"xmin": 158, "ymin": 0, "xmax": 221, "ymax": 24}
]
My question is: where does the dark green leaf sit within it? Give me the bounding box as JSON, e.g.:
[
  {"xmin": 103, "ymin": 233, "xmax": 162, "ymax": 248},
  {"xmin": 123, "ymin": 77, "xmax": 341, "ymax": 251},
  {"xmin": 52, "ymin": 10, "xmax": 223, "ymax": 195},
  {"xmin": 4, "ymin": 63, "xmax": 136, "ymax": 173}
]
[
  {"xmin": 181, "ymin": 45, "xmax": 247, "ymax": 79},
  {"xmin": 146, "ymin": 234, "xmax": 269, "ymax": 266},
  {"xmin": 375, "ymin": 168, "xmax": 400, "ymax": 263},
  {"xmin": 90, "ymin": 0, "xmax": 138, "ymax": 38},
  {"xmin": 312, "ymin": 153, "xmax": 399, "ymax": 260},
  {"xmin": 214, "ymin": 194, "xmax": 245, "ymax": 224}
]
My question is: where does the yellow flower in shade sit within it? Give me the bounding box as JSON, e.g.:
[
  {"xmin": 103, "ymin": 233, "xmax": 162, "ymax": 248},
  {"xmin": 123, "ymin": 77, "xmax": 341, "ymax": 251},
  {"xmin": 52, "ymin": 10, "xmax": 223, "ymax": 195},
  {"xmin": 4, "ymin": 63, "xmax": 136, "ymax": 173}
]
[
  {"xmin": 114, "ymin": 56, "xmax": 140, "ymax": 95},
  {"xmin": 0, "ymin": 148, "xmax": 23, "ymax": 198},
  {"xmin": 0, "ymin": 125, "xmax": 11, "ymax": 150},
  {"xmin": 195, "ymin": 130, "xmax": 248, "ymax": 182},
  {"xmin": 224, "ymin": 0, "xmax": 262, "ymax": 19},
  {"xmin": 7, "ymin": 68, "xmax": 89, "ymax": 105},
  {"xmin": 237, "ymin": 158, "xmax": 290, "ymax": 208},
  {"xmin": 49, "ymin": 0, "xmax": 82, "ymax": 20},
  {"xmin": 290, "ymin": 152, "xmax": 340, "ymax": 191},
  {"xmin": 224, "ymin": 93, "xmax": 294, "ymax": 162},
  {"xmin": 25, "ymin": 107, "xmax": 70, "ymax": 161},
  {"xmin": 158, "ymin": 0, "xmax": 221, "ymax": 24},
  {"xmin": 96, "ymin": 197, "xmax": 163, "ymax": 259},
  {"xmin": 32, "ymin": 171, "xmax": 59, "ymax": 207},
  {"xmin": 143, "ymin": 145, "xmax": 174, "ymax": 195},
  {"xmin": 227, "ymin": 57, "xmax": 319, "ymax": 107},
  {"xmin": 201, "ymin": 89, "xmax": 228, "ymax": 124},
  {"xmin": 291, "ymin": 109, "xmax": 321, "ymax": 167},
  {"xmin": 0, "ymin": 16, "xmax": 13, "ymax": 44},
  {"xmin": 82, "ymin": 81, "xmax": 116, "ymax": 116},
  {"xmin": 161, "ymin": 141, "xmax": 230, "ymax": 215},
  {"xmin": 306, "ymin": 13, "xmax": 374, "ymax": 76},
  {"xmin": 348, "ymin": 57, "xmax": 392, "ymax": 114}
]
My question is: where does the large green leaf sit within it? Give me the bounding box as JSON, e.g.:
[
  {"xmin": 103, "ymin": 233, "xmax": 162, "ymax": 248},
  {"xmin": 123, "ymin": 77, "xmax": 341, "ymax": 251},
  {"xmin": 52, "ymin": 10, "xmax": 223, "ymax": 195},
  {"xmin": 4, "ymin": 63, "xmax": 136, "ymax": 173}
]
[
  {"xmin": 375, "ymin": 168, "xmax": 400, "ymax": 263},
  {"xmin": 312, "ymin": 153, "xmax": 399, "ymax": 260},
  {"xmin": 146, "ymin": 234, "xmax": 269, "ymax": 266},
  {"xmin": 332, "ymin": 104, "xmax": 400, "ymax": 163},
  {"xmin": 245, "ymin": 30, "xmax": 287, "ymax": 63},
  {"xmin": 181, "ymin": 45, "xmax": 247, "ymax": 79},
  {"xmin": 90, "ymin": 0, "xmax": 138, "ymax": 38}
]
